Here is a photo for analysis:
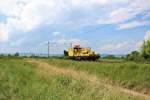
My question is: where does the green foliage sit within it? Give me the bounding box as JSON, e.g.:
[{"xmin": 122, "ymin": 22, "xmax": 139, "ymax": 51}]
[
  {"xmin": 103, "ymin": 55, "xmax": 118, "ymax": 59},
  {"xmin": 141, "ymin": 40, "xmax": 150, "ymax": 59},
  {"xmin": 126, "ymin": 51, "xmax": 141, "ymax": 61}
]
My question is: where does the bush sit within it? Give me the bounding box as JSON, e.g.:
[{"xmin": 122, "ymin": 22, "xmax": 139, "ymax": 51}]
[
  {"xmin": 141, "ymin": 40, "xmax": 150, "ymax": 59},
  {"xmin": 126, "ymin": 51, "xmax": 141, "ymax": 61}
]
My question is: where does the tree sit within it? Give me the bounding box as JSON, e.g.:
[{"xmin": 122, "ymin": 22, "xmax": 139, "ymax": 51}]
[
  {"xmin": 8, "ymin": 54, "xmax": 12, "ymax": 57},
  {"xmin": 14, "ymin": 52, "xmax": 20, "ymax": 57},
  {"xmin": 126, "ymin": 51, "xmax": 140, "ymax": 61},
  {"xmin": 141, "ymin": 40, "xmax": 150, "ymax": 59},
  {"xmin": 0, "ymin": 54, "xmax": 4, "ymax": 57}
]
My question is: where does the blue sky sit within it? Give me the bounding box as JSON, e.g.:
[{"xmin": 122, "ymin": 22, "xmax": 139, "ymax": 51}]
[{"xmin": 0, "ymin": 0, "xmax": 150, "ymax": 54}]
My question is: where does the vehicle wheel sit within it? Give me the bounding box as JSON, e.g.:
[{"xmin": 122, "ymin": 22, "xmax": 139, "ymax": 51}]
[{"xmin": 76, "ymin": 57, "xmax": 81, "ymax": 61}]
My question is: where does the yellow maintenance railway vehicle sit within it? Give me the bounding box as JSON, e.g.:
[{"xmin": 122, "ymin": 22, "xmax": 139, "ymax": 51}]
[{"xmin": 64, "ymin": 45, "xmax": 100, "ymax": 61}]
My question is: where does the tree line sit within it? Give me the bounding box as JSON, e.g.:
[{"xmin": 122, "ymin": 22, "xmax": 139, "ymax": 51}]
[{"xmin": 126, "ymin": 40, "xmax": 150, "ymax": 61}]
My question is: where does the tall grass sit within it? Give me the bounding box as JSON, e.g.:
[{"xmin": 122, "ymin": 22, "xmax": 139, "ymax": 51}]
[
  {"xmin": 0, "ymin": 58, "xmax": 139, "ymax": 100},
  {"xmin": 43, "ymin": 58, "xmax": 150, "ymax": 94}
]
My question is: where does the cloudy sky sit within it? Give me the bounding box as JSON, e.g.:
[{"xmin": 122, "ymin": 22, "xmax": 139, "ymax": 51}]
[{"xmin": 0, "ymin": 0, "xmax": 150, "ymax": 54}]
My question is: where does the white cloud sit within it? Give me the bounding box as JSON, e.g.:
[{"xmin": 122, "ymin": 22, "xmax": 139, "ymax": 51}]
[
  {"xmin": 71, "ymin": 0, "xmax": 130, "ymax": 8},
  {"xmin": 98, "ymin": 8, "xmax": 135, "ymax": 24},
  {"xmin": 118, "ymin": 21, "xmax": 150, "ymax": 30},
  {"xmin": 0, "ymin": 0, "xmax": 66, "ymax": 42},
  {"xmin": 135, "ymin": 41, "xmax": 143, "ymax": 50},
  {"xmin": 99, "ymin": 41, "xmax": 130, "ymax": 52},
  {"xmin": 143, "ymin": 13, "xmax": 150, "ymax": 19},
  {"xmin": 132, "ymin": 30, "xmax": 150, "ymax": 51},
  {"xmin": 98, "ymin": 30, "xmax": 150, "ymax": 54},
  {"xmin": 145, "ymin": 30, "xmax": 150, "ymax": 41},
  {"xmin": 51, "ymin": 31, "xmax": 88, "ymax": 46},
  {"xmin": 71, "ymin": 0, "xmax": 108, "ymax": 7},
  {"xmin": 0, "ymin": 24, "xmax": 9, "ymax": 42},
  {"xmin": 97, "ymin": 0, "xmax": 150, "ymax": 29},
  {"xmin": 0, "ymin": 0, "xmax": 150, "ymax": 43},
  {"xmin": 52, "ymin": 32, "xmax": 61, "ymax": 37},
  {"xmin": 99, "ymin": 40, "xmax": 141, "ymax": 54},
  {"xmin": 55, "ymin": 38, "xmax": 88, "ymax": 46}
]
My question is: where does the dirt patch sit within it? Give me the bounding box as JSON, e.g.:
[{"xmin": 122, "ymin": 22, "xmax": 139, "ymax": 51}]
[
  {"xmin": 27, "ymin": 59, "xmax": 150, "ymax": 100},
  {"xmin": 28, "ymin": 59, "xmax": 99, "ymax": 85}
]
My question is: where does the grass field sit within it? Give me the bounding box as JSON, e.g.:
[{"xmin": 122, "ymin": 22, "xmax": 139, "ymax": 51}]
[
  {"xmin": 0, "ymin": 57, "xmax": 149, "ymax": 100},
  {"xmin": 43, "ymin": 58, "xmax": 150, "ymax": 94}
]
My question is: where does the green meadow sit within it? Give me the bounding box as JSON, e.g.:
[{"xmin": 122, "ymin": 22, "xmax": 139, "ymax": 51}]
[
  {"xmin": 0, "ymin": 57, "xmax": 149, "ymax": 100},
  {"xmin": 43, "ymin": 58, "xmax": 150, "ymax": 94}
]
